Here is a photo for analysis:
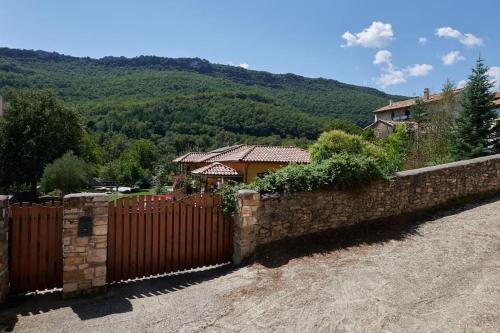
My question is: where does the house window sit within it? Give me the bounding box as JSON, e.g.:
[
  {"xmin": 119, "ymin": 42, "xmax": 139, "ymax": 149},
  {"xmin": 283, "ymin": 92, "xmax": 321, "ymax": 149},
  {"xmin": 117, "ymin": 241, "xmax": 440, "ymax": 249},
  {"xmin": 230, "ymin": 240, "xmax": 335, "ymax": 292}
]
[
  {"xmin": 391, "ymin": 111, "xmax": 395, "ymax": 120},
  {"xmin": 404, "ymin": 110, "xmax": 410, "ymax": 119}
]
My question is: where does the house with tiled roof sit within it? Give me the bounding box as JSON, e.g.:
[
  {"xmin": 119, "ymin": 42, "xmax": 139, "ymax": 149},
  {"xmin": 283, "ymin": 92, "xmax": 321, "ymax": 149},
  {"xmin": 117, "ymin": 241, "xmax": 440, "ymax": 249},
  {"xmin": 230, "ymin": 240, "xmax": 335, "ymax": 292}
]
[
  {"xmin": 367, "ymin": 88, "xmax": 500, "ymax": 138},
  {"xmin": 174, "ymin": 144, "xmax": 309, "ymax": 190}
]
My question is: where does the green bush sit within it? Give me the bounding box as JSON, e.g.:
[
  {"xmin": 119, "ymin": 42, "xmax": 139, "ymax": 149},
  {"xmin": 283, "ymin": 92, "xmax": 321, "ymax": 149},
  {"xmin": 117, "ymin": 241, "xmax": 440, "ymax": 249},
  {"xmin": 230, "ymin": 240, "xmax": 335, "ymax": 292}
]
[
  {"xmin": 378, "ymin": 124, "xmax": 410, "ymax": 173},
  {"xmin": 40, "ymin": 151, "xmax": 89, "ymax": 195},
  {"xmin": 309, "ymin": 130, "xmax": 388, "ymax": 167},
  {"xmin": 219, "ymin": 153, "xmax": 386, "ymax": 215}
]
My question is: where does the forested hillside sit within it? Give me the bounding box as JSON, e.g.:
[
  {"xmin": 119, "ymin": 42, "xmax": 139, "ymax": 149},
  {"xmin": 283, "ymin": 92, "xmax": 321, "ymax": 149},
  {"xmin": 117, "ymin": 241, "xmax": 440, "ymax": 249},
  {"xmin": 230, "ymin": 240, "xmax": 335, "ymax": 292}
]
[{"xmin": 0, "ymin": 47, "xmax": 403, "ymax": 178}]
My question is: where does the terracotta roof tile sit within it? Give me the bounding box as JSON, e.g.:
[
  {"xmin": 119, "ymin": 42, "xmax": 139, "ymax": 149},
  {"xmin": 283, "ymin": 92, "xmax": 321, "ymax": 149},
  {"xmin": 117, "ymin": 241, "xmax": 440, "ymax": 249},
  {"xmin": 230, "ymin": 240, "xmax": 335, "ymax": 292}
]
[
  {"xmin": 242, "ymin": 146, "xmax": 310, "ymax": 163},
  {"xmin": 374, "ymin": 88, "xmax": 464, "ymax": 113},
  {"xmin": 191, "ymin": 162, "xmax": 240, "ymax": 176},
  {"xmin": 173, "ymin": 152, "xmax": 218, "ymax": 163},
  {"xmin": 175, "ymin": 145, "xmax": 310, "ymax": 164}
]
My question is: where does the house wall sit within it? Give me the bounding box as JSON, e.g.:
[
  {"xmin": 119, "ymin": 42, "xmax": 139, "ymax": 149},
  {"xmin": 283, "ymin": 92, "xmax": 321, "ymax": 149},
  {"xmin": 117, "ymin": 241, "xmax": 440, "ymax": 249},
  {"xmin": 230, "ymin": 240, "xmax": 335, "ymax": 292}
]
[
  {"xmin": 371, "ymin": 122, "xmax": 395, "ymax": 138},
  {"xmin": 375, "ymin": 108, "xmax": 409, "ymax": 122},
  {"xmin": 233, "ymin": 154, "xmax": 500, "ymax": 263}
]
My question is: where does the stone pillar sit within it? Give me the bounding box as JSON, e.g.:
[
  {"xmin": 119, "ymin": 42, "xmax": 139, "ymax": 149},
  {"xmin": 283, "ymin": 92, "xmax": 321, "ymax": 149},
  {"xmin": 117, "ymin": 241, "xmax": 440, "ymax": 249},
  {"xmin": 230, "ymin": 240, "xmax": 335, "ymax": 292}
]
[
  {"xmin": 0, "ymin": 196, "xmax": 9, "ymax": 303},
  {"xmin": 63, "ymin": 193, "xmax": 108, "ymax": 298},
  {"xmin": 233, "ymin": 190, "xmax": 260, "ymax": 265}
]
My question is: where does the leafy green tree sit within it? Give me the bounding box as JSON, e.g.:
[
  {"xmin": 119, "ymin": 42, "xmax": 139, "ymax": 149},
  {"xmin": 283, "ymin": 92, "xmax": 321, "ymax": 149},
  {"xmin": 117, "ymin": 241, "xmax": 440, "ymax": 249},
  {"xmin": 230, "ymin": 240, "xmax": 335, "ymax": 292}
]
[
  {"xmin": 124, "ymin": 139, "xmax": 160, "ymax": 170},
  {"xmin": 0, "ymin": 89, "xmax": 83, "ymax": 194},
  {"xmin": 40, "ymin": 152, "xmax": 89, "ymax": 195},
  {"xmin": 101, "ymin": 156, "xmax": 144, "ymax": 186},
  {"xmin": 450, "ymin": 58, "xmax": 498, "ymax": 159}
]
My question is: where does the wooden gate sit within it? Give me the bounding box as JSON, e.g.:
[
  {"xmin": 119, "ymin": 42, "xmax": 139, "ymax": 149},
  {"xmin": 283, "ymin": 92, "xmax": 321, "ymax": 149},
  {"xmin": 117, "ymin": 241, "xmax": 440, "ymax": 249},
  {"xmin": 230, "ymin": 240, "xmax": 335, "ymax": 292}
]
[
  {"xmin": 107, "ymin": 194, "xmax": 233, "ymax": 283},
  {"xmin": 9, "ymin": 202, "xmax": 63, "ymax": 294}
]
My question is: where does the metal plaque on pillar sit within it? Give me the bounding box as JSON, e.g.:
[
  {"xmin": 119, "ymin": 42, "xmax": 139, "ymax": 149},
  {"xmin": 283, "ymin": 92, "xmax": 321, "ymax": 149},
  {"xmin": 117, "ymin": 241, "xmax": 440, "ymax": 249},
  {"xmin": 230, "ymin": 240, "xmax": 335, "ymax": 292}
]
[{"xmin": 78, "ymin": 216, "xmax": 93, "ymax": 237}]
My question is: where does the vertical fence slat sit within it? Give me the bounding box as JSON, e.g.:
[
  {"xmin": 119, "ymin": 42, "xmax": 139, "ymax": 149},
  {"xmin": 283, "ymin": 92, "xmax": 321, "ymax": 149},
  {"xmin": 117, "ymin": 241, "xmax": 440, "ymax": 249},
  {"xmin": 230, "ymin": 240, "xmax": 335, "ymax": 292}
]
[
  {"xmin": 179, "ymin": 204, "xmax": 186, "ymax": 271},
  {"xmin": 205, "ymin": 206, "xmax": 212, "ymax": 266},
  {"xmin": 159, "ymin": 199, "xmax": 166, "ymax": 273},
  {"xmin": 130, "ymin": 196, "xmax": 138, "ymax": 278},
  {"xmin": 172, "ymin": 203, "xmax": 180, "ymax": 272},
  {"xmin": 137, "ymin": 195, "xmax": 145, "ymax": 278},
  {"xmin": 166, "ymin": 203, "xmax": 173, "ymax": 273},
  {"xmin": 145, "ymin": 195, "xmax": 152, "ymax": 276},
  {"xmin": 199, "ymin": 207, "xmax": 206, "ymax": 268},
  {"xmin": 186, "ymin": 205, "xmax": 193, "ymax": 269},
  {"xmin": 217, "ymin": 207, "xmax": 224, "ymax": 263},
  {"xmin": 28, "ymin": 205, "xmax": 39, "ymax": 291},
  {"xmin": 20, "ymin": 203, "xmax": 30, "ymax": 292},
  {"xmin": 122, "ymin": 197, "xmax": 130, "ymax": 280},
  {"xmin": 193, "ymin": 207, "xmax": 199, "ymax": 268},
  {"xmin": 211, "ymin": 206, "xmax": 218, "ymax": 265},
  {"xmin": 56, "ymin": 205, "xmax": 63, "ymax": 286},
  {"xmin": 47, "ymin": 206, "xmax": 57, "ymax": 288},
  {"xmin": 38, "ymin": 205, "xmax": 48, "ymax": 290},
  {"xmin": 152, "ymin": 196, "xmax": 159, "ymax": 275}
]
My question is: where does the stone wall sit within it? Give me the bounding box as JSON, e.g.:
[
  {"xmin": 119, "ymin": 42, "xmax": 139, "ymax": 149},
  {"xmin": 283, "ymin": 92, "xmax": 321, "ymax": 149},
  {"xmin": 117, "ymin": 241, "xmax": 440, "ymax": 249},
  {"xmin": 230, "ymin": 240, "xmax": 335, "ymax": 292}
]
[
  {"xmin": 62, "ymin": 193, "xmax": 108, "ymax": 298},
  {"xmin": 234, "ymin": 154, "xmax": 500, "ymax": 261},
  {"xmin": 0, "ymin": 196, "xmax": 8, "ymax": 303}
]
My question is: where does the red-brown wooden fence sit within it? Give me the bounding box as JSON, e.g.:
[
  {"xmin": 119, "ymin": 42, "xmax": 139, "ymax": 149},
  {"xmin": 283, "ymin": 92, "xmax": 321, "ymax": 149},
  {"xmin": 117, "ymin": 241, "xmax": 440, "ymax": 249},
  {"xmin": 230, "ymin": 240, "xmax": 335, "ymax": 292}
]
[
  {"xmin": 107, "ymin": 194, "xmax": 233, "ymax": 283},
  {"xmin": 9, "ymin": 202, "xmax": 63, "ymax": 294}
]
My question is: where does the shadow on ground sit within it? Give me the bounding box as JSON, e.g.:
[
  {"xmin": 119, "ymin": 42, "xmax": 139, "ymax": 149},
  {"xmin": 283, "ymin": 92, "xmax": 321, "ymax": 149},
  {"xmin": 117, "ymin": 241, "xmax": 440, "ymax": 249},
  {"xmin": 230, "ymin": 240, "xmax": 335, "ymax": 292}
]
[
  {"xmin": 0, "ymin": 264, "xmax": 237, "ymax": 332},
  {"xmin": 254, "ymin": 195, "xmax": 500, "ymax": 268}
]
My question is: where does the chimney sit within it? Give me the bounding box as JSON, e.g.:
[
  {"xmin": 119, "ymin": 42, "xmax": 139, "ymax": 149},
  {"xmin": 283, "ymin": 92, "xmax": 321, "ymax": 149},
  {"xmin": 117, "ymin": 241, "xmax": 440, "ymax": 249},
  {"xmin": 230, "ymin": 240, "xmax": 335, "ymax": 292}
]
[
  {"xmin": 0, "ymin": 95, "xmax": 3, "ymax": 117},
  {"xmin": 389, "ymin": 99, "xmax": 393, "ymax": 106},
  {"xmin": 423, "ymin": 88, "xmax": 430, "ymax": 100}
]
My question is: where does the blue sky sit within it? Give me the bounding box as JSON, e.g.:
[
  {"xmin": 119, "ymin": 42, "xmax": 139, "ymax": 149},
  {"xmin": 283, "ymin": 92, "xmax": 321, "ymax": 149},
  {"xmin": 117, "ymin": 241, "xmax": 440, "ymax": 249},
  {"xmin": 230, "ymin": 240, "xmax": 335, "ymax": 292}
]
[{"xmin": 2, "ymin": 0, "xmax": 499, "ymax": 96}]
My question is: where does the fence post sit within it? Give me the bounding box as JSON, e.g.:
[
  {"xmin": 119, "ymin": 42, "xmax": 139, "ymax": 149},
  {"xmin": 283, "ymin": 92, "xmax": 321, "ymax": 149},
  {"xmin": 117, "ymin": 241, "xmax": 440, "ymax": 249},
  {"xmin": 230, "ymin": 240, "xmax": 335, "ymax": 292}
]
[
  {"xmin": 62, "ymin": 193, "xmax": 108, "ymax": 298},
  {"xmin": 0, "ymin": 196, "xmax": 9, "ymax": 303},
  {"xmin": 233, "ymin": 190, "xmax": 260, "ymax": 265}
]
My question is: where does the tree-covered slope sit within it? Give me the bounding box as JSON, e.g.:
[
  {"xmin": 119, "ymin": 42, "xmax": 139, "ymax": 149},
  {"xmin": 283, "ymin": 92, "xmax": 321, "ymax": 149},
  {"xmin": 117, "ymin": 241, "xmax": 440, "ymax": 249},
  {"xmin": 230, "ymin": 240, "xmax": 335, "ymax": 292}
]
[{"xmin": 0, "ymin": 47, "xmax": 404, "ymax": 167}]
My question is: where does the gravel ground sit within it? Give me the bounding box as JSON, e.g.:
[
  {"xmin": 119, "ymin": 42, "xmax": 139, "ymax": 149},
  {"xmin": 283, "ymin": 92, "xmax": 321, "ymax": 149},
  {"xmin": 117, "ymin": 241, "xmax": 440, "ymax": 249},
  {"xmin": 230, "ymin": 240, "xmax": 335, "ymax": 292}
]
[{"xmin": 1, "ymin": 197, "xmax": 500, "ymax": 333}]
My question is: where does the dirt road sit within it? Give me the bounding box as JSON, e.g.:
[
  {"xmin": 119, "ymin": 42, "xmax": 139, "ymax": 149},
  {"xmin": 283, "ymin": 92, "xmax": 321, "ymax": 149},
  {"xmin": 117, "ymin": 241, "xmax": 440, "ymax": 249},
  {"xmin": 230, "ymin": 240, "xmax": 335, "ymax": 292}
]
[{"xmin": 1, "ymin": 197, "xmax": 500, "ymax": 332}]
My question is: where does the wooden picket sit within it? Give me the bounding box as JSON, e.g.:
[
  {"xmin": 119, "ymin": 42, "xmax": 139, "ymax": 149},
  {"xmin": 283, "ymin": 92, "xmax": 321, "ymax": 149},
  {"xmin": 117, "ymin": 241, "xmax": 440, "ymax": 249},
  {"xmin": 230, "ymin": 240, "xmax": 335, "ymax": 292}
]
[
  {"xmin": 9, "ymin": 202, "xmax": 63, "ymax": 294},
  {"xmin": 107, "ymin": 194, "xmax": 233, "ymax": 283}
]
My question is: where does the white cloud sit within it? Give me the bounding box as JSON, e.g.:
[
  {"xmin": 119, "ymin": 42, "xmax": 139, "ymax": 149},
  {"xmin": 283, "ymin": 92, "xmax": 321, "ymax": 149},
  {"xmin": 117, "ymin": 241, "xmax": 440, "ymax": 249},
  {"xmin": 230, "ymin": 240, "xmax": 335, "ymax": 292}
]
[
  {"xmin": 487, "ymin": 66, "xmax": 500, "ymax": 90},
  {"xmin": 373, "ymin": 51, "xmax": 432, "ymax": 88},
  {"xmin": 226, "ymin": 62, "xmax": 249, "ymax": 69},
  {"xmin": 376, "ymin": 68, "xmax": 406, "ymax": 88},
  {"xmin": 418, "ymin": 37, "xmax": 428, "ymax": 46},
  {"xmin": 373, "ymin": 50, "xmax": 392, "ymax": 65},
  {"xmin": 457, "ymin": 80, "xmax": 468, "ymax": 89},
  {"xmin": 406, "ymin": 64, "xmax": 434, "ymax": 77},
  {"xmin": 341, "ymin": 21, "xmax": 394, "ymax": 48},
  {"xmin": 435, "ymin": 27, "xmax": 483, "ymax": 47},
  {"xmin": 441, "ymin": 51, "xmax": 465, "ymax": 65}
]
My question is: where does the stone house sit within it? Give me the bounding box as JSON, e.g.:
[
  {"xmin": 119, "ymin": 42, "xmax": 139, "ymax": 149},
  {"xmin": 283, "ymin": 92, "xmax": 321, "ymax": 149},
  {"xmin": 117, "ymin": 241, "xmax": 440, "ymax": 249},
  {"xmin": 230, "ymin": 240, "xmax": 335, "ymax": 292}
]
[{"xmin": 366, "ymin": 88, "xmax": 500, "ymax": 138}]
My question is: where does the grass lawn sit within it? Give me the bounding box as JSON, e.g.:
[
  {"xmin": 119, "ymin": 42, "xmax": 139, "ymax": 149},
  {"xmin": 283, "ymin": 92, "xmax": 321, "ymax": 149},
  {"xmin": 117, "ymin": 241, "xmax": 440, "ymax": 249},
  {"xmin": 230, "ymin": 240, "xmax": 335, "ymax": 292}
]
[{"xmin": 107, "ymin": 186, "xmax": 174, "ymax": 202}]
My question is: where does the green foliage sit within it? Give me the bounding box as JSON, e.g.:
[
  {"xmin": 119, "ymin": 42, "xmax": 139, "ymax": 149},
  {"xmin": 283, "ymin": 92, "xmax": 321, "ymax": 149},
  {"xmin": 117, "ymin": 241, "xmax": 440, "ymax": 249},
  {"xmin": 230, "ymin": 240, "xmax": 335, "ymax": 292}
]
[
  {"xmin": 450, "ymin": 58, "xmax": 499, "ymax": 159},
  {"xmin": 410, "ymin": 98, "xmax": 427, "ymax": 123},
  {"xmin": 40, "ymin": 152, "xmax": 89, "ymax": 195},
  {"xmin": 101, "ymin": 156, "xmax": 144, "ymax": 186},
  {"xmin": 219, "ymin": 153, "xmax": 386, "ymax": 215},
  {"xmin": 379, "ymin": 125, "xmax": 410, "ymax": 173},
  {"xmin": 309, "ymin": 130, "xmax": 388, "ymax": 168},
  {"xmin": 0, "ymin": 88, "xmax": 83, "ymax": 194}
]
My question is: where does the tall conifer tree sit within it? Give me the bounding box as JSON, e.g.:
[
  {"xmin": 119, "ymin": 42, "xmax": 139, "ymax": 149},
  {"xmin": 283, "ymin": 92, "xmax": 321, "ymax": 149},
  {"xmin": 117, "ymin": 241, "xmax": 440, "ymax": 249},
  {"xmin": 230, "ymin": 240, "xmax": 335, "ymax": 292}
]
[{"xmin": 451, "ymin": 58, "xmax": 498, "ymax": 160}]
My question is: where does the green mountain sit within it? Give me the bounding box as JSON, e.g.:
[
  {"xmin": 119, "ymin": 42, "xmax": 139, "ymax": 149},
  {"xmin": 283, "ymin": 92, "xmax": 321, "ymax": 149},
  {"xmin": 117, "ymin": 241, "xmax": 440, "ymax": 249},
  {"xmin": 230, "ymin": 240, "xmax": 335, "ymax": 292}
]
[{"xmin": 0, "ymin": 47, "xmax": 403, "ymax": 164}]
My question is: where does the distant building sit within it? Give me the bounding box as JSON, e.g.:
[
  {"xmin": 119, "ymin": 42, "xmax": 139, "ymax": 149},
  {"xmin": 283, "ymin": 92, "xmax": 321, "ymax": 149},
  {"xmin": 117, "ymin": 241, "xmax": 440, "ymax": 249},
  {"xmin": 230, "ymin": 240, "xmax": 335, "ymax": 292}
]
[{"xmin": 366, "ymin": 88, "xmax": 500, "ymax": 138}]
